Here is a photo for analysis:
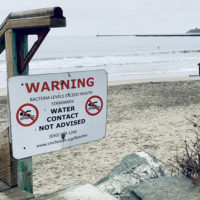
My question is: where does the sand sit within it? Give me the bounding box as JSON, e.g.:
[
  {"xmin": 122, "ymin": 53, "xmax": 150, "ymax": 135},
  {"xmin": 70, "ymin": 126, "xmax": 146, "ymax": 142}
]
[{"xmin": 1, "ymin": 78, "xmax": 200, "ymax": 197}]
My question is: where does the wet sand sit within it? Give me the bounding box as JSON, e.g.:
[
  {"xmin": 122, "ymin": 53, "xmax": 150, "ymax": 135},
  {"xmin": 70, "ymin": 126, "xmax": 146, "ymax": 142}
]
[{"xmin": 1, "ymin": 78, "xmax": 200, "ymax": 197}]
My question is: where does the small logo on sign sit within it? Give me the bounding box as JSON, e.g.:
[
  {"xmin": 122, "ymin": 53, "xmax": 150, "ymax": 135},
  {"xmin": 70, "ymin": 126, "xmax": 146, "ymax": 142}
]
[{"xmin": 16, "ymin": 103, "xmax": 39, "ymax": 127}]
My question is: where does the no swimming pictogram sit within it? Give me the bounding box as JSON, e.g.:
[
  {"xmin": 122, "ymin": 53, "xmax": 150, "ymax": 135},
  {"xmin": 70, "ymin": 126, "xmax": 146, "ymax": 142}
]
[
  {"xmin": 16, "ymin": 103, "xmax": 39, "ymax": 127},
  {"xmin": 85, "ymin": 95, "xmax": 103, "ymax": 116}
]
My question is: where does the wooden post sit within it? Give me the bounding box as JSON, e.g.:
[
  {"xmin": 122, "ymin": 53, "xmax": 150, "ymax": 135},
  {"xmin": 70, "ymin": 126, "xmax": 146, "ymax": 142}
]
[
  {"xmin": 0, "ymin": 7, "xmax": 66, "ymax": 195},
  {"xmin": 5, "ymin": 29, "xmax": 33, "ymax": 194},
  {"xmin": 0, "ymin": 128, "xmax": 17, "ymax": 186}
]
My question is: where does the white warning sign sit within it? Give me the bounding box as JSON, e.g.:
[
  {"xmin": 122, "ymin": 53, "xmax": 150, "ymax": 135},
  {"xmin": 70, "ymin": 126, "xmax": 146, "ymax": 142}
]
[{"xmin": 8, "ymin": 70, "xmax": 107, "ymax": 159}]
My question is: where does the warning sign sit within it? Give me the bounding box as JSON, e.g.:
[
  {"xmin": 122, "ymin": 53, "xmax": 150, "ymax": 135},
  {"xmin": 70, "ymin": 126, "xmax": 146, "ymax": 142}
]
[
  {"xmin": 16, "ymin": 103, "xmax": 39, "ymax": 127},
  {"xmin": 8, "ymin": 70, "xmax": 107, "ymax": 159},
  {"xmin": 85, "ymin": 96, "xmax": 103, "ymax": 116}
]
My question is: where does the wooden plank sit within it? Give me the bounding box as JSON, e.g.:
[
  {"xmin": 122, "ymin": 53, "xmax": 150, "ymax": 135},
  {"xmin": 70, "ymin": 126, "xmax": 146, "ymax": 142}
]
[
  {"xmin": 8, "ymin": 7, "xmax": 64, "ymax": 19},
  {"xmin": 0, "ymin": 187, "xmax": 34, "ymax": 200},
  {"xmin": 1, "ymin": 7, "xmax": 66, "ymax": 194},
  {"xmin": 0, "ymin": 7, "xmax": 66, "ymax": 54},
  {"xmin": 5, "ymin": 29, "xmax": 18, "ymax": 78},
  {"xmin": 17, "ymin": 33, "xmax": 33, "ymax": 194},
  {"xmin": 5, "ymin": 29, "xmax": 33, "ymax": 194},
  {"xmin": 0, "ymin": 17, "xmax": 66, "ymax": 54},
  {"xmin": 0, "ymin": 127, "xmax": 17, "ymax": 186},
  {"xmin": 9, "ymin": 17, "xmax": 66, "ymax": 29},
  {"xmin": 5, "ymin": 29, "xmax": 29, "ymax": 79},
  {"xmin": 3, "ymin": 34, "xmax": 19, "ymax": 187},
  {"xmin": 17, "ymin": 158, "xmax": 33, "ymax": 194},
  {"xmin": 0, "ymin": 128, "xmax": 10, "ymax": 185}
]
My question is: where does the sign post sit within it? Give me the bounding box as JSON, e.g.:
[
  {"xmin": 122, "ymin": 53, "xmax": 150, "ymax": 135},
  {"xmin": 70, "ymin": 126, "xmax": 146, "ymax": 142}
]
[
  {"xmin": 5, "ymin": 29, "xmax": 33, "ymax": 193},
  {"xmin": 0, "ymin": 7, "xmax": 66, "ymax": 195}
]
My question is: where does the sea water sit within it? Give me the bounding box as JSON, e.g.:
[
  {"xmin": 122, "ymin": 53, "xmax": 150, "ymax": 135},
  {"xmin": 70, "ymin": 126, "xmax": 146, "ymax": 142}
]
[{"xmin": 0, "ymin": 35, "xmax": 200, "ymax": 88}]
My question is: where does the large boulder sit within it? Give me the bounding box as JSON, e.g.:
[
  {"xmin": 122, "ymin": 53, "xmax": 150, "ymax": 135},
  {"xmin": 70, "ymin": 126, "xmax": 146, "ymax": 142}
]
[
  {"xmin": 36, "ymin": 183, "xmax": 118, "ymax": 200},
  {"xmin": 95, "ymin": 152, "xmax": 164, "ymax": 200},
  {"xmin": 132, "ymin": 176, "xmax": 200, "ymax": 200}
]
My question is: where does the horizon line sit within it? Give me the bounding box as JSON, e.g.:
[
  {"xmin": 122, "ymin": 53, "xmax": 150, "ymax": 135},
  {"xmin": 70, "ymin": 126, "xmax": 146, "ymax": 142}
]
[{"xmin": 96, "ymin": 34, "xmax": 200, "ymax": 37}]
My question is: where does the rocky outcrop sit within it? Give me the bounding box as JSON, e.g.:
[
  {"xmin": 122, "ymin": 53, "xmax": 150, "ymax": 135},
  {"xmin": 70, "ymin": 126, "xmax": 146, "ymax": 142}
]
[
  {"xmin": 132, "ymin": 176, "xmax": 200, "ymax": 200},
  {"xmin": 36, "ymin": 183, "xmax": 118, "ymax": 200},
  {"xmin": 95, "ymin": 152, "xmax": 164, "ymax": 200},
  {"xmin": 34, "ymin": 151, "xmax": 200, "ymax": 200}
]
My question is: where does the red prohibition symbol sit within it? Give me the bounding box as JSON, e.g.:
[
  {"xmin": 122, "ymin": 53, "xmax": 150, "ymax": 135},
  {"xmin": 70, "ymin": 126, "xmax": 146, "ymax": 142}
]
[
  {"xmin": 85, "ymin": 95, "xmax": 103, "ymax": 116},
  {"xmin": 16, "ymin": 103, "xmax": 39, "ymax": 127}
]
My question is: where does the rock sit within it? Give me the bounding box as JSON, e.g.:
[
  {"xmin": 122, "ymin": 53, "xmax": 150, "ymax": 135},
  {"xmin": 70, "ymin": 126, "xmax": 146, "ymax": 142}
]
[
  {"xmin": 132, "ymin": 176, "xmax": 200, "ymax": 200},
  {"xmin": 95, "ymin": 152, "xmax": 164, "ymax": 200},
  {"xmin": 0, "ymin": 180, "xmax": 10, "ymax": 192},
  {"xmin": 36, "ymin": 183, "xmax": 118, "ymax": 200}
]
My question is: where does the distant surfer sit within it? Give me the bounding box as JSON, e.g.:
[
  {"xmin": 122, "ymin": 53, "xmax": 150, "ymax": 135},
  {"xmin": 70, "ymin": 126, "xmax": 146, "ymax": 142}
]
[{"xmin": 198, "ymin": 63, "xmax": 200, "ymax": 75}]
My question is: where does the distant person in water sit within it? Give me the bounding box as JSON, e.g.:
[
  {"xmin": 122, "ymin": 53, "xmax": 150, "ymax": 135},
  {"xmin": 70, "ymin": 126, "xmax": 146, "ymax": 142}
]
[{"xmin": 198, "ymin": 63, "xmax": 200, "ymax": 75}]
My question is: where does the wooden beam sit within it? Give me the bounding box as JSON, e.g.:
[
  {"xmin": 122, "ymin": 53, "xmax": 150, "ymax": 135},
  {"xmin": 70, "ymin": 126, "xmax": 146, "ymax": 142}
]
[
  {"xmin": 0, "ymin": 127, "xmax": 17, "ymax": 186},
  {"xmin": 5, "ymin": 29, "xmax": 32, "ymax": 194},
  {"xmin": 7, "ymin": 7, "xmax": 64, "ymax": 20},
  {"xmin": 0, "ymin": 180, "xmax": 10, "ymax": 192},
  {"xmin": 16, "ymin": 28, "xmax": 50, "ymax": 74},
  {"xmin": 17, "ymin": 158, "xmax": 33, "ymax": 194},
  {"xmin": 5, "ymin": 29, "xmax": 29, "ymax": 78},
  {"xmin": 0, "ymin": 187, "xmax": 34, "ymax": 199},
  {"xmin": 5, "ymin": 29, "xmax": 18, "ymax": 78},
  {"xmin": 0, "ymin": 7, "xmax": 66, "ymax": 195}
]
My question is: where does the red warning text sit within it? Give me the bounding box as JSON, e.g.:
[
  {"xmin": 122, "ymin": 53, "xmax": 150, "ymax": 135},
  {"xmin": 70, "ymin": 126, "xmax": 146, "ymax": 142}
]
[{"xmin": 25, "ymin": 77, "xmax": 94, "ymax": 93}]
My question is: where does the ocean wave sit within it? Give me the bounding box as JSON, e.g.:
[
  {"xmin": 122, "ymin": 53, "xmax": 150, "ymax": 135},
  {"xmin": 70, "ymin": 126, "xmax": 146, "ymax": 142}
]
[
  {"xmin": 0, "ymin": 50, "xmax": 196, "ymax": 73},
  {"xmin": 110, "ymin": 67, "xmax": 194, "ymax": 77},
  {"xmin": 31, "ymin": 54, "xmax": 144, "ymax": 62},
  {"xmin": 71, "ymin": 58, "xmax": 196, "ymax": 69},
  {"xmin": 151, "ymin": 49, "xmax": 200, "ymax": 55},
  {"xmin": 27, "ymin": 49, "xmax": 200, "ymax": 65}
]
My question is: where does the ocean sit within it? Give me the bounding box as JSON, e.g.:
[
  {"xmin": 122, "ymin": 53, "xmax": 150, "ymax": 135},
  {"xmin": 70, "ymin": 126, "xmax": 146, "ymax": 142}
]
[{"xmin": 0, "ymin": 35, "xmax": 200, "ymax": 88}]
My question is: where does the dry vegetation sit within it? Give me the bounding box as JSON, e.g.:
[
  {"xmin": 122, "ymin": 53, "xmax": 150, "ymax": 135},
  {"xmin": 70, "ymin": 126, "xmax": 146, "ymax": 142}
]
[{"xmin": 169, "ymin": 115, "xmax": 200, "ymax": 183}]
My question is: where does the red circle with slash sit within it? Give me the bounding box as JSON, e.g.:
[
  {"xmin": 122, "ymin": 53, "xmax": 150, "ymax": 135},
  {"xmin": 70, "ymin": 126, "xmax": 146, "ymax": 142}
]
[
  {"xmin": 85, "ymin": 95, "xmax": 103, "ymax": 116},
  {"xmin": 16, "ymin": 103, "xmax": 39, "ymax": 127}
]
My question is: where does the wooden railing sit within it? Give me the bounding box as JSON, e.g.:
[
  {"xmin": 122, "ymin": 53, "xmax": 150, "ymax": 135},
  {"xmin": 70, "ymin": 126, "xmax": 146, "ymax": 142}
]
[{"xmin": 0, "ymin": 7, "xmax": 66, "ymax": 195}]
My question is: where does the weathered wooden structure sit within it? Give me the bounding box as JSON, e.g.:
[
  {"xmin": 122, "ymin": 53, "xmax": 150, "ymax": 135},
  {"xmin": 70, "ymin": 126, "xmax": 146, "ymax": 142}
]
[{"xmin": 0, "ymin": 7, "xmax": 66, "ymax": 196}]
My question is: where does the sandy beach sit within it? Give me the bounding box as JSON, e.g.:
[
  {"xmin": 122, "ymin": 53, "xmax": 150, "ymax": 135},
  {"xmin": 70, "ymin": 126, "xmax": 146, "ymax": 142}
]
[{"xmin": 1, "ymin": 78, "xmax": 200, "ymax": 197}]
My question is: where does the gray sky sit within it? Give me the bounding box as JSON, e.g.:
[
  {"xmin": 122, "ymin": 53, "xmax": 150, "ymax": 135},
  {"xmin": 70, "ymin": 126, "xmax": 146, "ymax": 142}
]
[{"xmin": 0, "ymin": 0, "xmax": 199, "ymax": 35}]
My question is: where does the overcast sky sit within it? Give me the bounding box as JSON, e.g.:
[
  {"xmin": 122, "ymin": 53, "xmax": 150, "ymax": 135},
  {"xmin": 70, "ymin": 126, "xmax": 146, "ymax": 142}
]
[{"xmin": 0, "ymin": 0, "xmax": 199, "ymax": 35}]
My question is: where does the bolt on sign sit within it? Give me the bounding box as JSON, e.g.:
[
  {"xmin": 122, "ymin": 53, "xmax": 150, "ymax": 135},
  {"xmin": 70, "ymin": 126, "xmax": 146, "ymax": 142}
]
[{"xmin": 8, "ymin": 70, "xmax": 107, "ymax": 159}]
